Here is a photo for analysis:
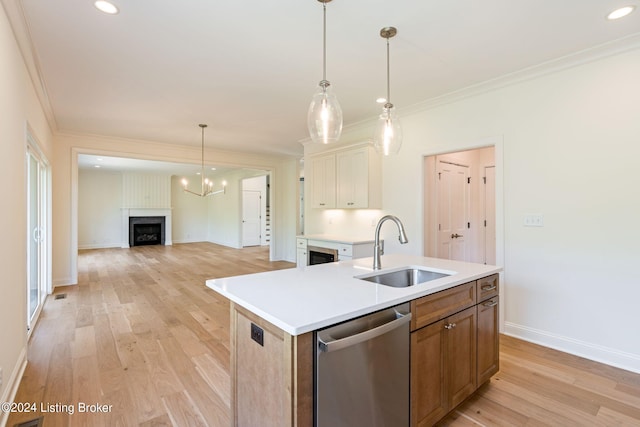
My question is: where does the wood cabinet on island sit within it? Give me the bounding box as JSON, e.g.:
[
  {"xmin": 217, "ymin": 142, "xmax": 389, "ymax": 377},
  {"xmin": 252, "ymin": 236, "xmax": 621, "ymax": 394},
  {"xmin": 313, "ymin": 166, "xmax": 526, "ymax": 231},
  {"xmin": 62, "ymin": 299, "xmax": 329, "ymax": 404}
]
[{"xmin": 206, "ymin": 255, "xmax": 501, "ymax": 427}]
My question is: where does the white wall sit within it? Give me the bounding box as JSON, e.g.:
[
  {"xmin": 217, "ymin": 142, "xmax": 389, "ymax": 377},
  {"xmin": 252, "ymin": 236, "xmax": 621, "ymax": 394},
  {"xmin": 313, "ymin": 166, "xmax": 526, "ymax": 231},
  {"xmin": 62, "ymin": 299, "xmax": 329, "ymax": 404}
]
[
  {"xmin": 171, "ymin": 174, "xmax": 208, "ymax": 243},
  {"xmin": 0, "ymin": 1, "xmax": 54, "ymax": 415},
  {"xmin": 307, "ymin": 46, "xmax": 640, "ymax": 372},
  {"xmin": 207, "ymin": 169, "xmax": 244, "ymax": 248},
  {"xmin": 78, "ymin": 170, "xmax": 122, "ymax": 249}
]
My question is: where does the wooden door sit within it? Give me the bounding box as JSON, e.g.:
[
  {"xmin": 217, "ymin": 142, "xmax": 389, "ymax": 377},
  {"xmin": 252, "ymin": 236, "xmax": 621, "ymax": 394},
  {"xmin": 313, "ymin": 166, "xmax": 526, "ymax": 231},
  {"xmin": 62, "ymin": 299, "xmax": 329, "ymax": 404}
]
[
  {"xmin": 446, "ymin": 306, "xmax": 477, "ymax": 409},
  {"xmin": 437, "ymin": 162, "xmax": 470, "ymax": 261},
  {"xmin": 242, "ymin": 190, "xmax": 261, "ymax": 247},
  {"xmin": 484, "ymin": 166, "xmax": 496, "ymax": 265},
  {"xmin": 411, "ymin": 319, "xmax": 448, "ymax": 427}
]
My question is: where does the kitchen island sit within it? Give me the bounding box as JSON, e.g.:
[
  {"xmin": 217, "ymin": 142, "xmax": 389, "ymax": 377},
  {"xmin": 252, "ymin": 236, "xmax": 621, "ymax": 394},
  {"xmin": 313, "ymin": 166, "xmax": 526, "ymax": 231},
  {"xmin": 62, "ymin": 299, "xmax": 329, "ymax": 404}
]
[{"xmin": 206, "ymin": 254, "xmax": 502, "ymax": 427}]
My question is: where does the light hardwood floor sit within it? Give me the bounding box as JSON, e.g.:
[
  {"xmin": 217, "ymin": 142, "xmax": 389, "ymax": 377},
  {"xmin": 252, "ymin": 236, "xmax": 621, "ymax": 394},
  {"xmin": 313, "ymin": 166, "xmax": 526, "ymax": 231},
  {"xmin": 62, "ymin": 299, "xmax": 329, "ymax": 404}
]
[{"xmin": 8, "ymin": 243, "xmax": 640, "ymax": 426}]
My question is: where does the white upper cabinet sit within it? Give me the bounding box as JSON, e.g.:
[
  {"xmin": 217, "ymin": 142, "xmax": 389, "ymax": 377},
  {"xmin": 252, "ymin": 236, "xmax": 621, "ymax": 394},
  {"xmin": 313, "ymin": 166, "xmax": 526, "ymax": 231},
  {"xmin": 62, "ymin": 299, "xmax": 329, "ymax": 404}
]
[
  {"xmin": 311, "ymin": 154, "xmax": 336, "ymax": 208},
  {"xmin": 309, "ymin": 143, "xmax": 381, "ymax": 209}
]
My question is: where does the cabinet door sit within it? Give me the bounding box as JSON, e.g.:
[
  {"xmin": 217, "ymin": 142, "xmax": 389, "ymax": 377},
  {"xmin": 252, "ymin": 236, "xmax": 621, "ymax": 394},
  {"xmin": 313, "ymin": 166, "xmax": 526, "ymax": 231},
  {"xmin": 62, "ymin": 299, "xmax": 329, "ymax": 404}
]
[
  {"xmin": 296, "ymin": 248, "xmax": 307, "ymax": 268},
  {"xmin": 446, "ymin": 306, "xmax": 477, "ymax": 409},
  {"xmin": 477, "ymin": 296, "xmax": 499, "ymax": 385},
  {"xmin": 336, "ymin": 148, "xmax": 368, "ymax": 208},
  {"xmin": 411, "ymin": 319, "xmax": 448, "ymax": 427},
  {"xmin": 311, "ymin": 154, "xmax": 335, "ymax": 208}
]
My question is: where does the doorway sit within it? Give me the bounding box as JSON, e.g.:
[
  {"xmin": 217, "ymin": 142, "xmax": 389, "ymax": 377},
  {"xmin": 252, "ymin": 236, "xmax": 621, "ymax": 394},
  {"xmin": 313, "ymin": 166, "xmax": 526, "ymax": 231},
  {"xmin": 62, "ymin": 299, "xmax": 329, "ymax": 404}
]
[
  {"xmin": 424, "ymin": 147, "xmax": 495, "ymax": 264},
  {"xmin": 242, "ymin": 190, "xmax": 262, "ymax": 247},
  {"xmin": 241, "ymin": 175, "xmax": 269, "ymax": 247},
  {"xmin": 26, "ymin": 137, "xmax": 50, "ymax": 334}
]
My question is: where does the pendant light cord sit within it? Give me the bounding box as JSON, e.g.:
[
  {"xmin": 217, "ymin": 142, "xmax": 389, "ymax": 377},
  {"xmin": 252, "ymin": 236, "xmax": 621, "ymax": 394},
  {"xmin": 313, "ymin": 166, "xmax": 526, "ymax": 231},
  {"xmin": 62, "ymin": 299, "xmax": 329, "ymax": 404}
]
[
  {"xmin": 322, "ymin": 1, "xmax": 327, "ymax": 82},
  {"xmin": 386, "ymin": 37, "xmax": 391, "ymax": 106},
  {"xmin": 200, "ymin": 124, "xmax": 206, "ymax": 190}
]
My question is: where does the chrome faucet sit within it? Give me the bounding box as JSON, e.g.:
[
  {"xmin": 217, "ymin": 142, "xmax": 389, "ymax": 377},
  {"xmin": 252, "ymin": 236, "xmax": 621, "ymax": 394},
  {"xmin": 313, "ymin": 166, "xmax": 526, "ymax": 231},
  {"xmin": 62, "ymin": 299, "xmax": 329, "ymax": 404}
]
[{"xmin": 373, "ymin": 215, "xmax": 408, "ymax": 270}]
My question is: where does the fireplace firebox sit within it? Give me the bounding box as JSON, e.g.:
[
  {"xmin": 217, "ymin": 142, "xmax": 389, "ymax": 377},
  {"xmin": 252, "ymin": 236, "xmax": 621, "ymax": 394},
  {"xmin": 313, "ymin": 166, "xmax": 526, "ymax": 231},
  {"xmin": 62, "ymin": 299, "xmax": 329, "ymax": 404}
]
[{"xmin": 129, "ymin": 216, "xmax": 165, "ymax": 247}]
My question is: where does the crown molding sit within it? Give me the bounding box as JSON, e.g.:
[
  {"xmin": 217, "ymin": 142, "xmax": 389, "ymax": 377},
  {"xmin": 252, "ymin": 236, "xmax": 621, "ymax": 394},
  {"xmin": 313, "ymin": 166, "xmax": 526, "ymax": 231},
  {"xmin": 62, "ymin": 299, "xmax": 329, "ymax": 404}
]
[
  {"xmin": 343, "ymin": 31, "xmax": 640, "ymax": 134},
  {"xmin": 1, "ymin": 0, "xmax": 57, "ymax": 132},
  {"xmin": 400, "ymin": 32, "xmax": 640, "ymax": 117}
]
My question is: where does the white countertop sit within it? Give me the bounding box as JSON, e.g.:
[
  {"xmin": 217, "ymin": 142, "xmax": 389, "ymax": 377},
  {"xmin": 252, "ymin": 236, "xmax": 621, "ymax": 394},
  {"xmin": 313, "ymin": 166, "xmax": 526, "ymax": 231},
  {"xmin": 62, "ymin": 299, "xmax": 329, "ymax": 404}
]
[
  {"xmin": 297, "ymin": 234, "xmax": 376, "ymax": 245},
  {"xmin": 206, "ymin": 254, "xmax": 502, "ymax": 336}
]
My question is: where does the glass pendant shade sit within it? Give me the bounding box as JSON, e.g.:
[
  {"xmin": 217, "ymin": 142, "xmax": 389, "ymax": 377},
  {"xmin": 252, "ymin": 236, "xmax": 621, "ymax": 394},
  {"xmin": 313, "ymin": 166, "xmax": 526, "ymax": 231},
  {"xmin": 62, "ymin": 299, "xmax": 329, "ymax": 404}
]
[
  {"xmin": 373, "ymin": 105, "xmax": 402, "ymax": 156},
  {"xmin": 307, "ymin": 82, "xmax": 343, "ymax": 144}
]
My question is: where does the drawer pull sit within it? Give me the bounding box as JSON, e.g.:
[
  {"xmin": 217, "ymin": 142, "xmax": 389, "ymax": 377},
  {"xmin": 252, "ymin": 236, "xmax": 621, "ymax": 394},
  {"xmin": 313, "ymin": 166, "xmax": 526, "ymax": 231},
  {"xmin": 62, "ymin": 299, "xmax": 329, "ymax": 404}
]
[
  {"xmin": 481, "ymin": 284, "xmax": 497, "ymax": 292},
  {"xmin": 444, "ymin": 323, "xmax": 456, "ymax": 330},
  {"xmin": 483, "ymin": 300, "xmax": 498, "ymax": 308}
]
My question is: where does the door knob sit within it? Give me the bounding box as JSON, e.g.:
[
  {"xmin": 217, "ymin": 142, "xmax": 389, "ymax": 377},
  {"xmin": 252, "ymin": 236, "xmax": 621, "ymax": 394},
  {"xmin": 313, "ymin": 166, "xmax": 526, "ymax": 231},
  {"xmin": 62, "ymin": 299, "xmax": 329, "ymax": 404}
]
[{"xmin": 451, "ymin": 233, "xmax": 463, "ymax": 239}]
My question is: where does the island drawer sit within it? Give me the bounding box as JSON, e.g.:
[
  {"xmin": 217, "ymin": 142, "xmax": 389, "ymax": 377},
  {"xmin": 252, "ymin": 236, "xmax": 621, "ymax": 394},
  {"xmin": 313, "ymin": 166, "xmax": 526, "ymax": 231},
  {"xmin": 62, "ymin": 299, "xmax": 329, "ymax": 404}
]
[
  {"xmin": 477, "ymin": 274, "xmax": 499, "ymax": 301},
  {"xmin": 411, "ymin": 281, "xmax": 476, "ymax": 331}
]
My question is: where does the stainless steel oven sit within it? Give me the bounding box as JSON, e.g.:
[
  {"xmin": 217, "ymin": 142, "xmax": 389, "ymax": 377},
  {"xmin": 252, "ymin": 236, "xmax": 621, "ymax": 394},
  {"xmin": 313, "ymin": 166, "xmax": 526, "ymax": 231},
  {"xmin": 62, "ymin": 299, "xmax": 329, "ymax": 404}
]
[{"xmin": 307, "ymin": 245, "xmax": 339, "ymax": 265}]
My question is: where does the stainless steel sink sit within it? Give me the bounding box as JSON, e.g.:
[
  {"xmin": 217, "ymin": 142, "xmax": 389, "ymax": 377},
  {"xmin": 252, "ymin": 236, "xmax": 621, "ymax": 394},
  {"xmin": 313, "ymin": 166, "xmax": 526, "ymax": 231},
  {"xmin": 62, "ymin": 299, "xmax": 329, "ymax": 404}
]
[{"xmin": 357, "ymin": 267, "xmax": 451, "ymax": 288}]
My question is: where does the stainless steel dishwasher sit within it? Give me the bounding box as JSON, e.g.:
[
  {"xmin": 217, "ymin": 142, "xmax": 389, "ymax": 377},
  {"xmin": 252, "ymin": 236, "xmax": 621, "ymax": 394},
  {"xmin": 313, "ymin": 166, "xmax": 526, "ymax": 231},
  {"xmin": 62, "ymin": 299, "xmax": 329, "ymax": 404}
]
[{"xmin": 315, "ymin": 303, "xmax": 411, "ymax": 427}]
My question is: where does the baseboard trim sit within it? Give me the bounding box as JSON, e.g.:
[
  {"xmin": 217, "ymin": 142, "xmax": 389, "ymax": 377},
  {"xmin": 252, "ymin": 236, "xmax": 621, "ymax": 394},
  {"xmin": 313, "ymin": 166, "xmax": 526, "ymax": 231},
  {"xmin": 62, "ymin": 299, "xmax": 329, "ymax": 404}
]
[
  {"xmin": 0, "ymin": 347, "xmax": 27, "ymax": 427},
  {"xmin": 504, "ymin": 322, "xmax": 640, "ymax": 374},
  {"xmin": 52, "ymin": 277, "xmax": 75, "ymax": 287},
  {"xmin": 78, "ymin": 243, "xmax": 121, "ymax": 250}
]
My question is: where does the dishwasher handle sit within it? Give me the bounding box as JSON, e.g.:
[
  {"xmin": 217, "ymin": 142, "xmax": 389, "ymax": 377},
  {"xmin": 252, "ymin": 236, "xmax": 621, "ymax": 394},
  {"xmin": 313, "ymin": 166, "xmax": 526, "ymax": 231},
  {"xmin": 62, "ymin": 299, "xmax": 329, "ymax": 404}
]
[{"xmin": 318, "ymin": 311, "xmax": 412, "ymax": 353}]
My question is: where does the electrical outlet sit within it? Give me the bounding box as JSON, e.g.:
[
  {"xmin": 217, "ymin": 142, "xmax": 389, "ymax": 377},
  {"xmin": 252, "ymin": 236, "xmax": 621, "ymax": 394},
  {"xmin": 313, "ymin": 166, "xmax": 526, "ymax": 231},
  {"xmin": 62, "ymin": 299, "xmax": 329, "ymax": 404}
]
[
  {"xmin": 251, "ymin": 323, "xmax": 264, "ymax": 346},
  {"xmin": 523, "ymin": 214, "xmax": 544, "ymax": 227}
]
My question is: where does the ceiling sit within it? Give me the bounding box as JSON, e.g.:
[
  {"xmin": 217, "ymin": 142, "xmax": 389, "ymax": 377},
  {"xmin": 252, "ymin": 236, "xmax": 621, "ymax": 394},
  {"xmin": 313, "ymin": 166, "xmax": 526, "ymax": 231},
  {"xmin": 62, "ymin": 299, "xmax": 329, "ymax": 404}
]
[{"xmin": 15, "ymin": 0, "xmax": 640, "ymax": 163}]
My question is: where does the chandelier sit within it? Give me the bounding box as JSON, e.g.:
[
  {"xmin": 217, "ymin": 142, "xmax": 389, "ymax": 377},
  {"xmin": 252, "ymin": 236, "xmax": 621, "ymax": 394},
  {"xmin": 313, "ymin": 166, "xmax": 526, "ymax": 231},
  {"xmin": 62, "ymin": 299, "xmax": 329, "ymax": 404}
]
[{"xmin": 181, "ymin": 124, "xmax": 226, "ymax": 197}]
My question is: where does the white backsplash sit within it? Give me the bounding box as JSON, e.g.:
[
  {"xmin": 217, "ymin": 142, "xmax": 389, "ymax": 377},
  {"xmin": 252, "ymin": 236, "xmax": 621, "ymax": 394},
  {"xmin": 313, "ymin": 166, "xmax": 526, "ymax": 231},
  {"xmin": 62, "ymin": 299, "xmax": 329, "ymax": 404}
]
[{"xmin": 305, "ymin": 208, "xmax": 384, "ymax": 240}]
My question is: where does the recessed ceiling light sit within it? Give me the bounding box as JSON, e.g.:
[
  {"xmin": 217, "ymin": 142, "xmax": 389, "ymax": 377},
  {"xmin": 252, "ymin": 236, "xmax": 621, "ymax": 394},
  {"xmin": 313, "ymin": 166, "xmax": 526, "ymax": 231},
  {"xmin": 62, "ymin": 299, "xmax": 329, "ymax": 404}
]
[
  {"xmin": 93, "ymin": 165, "xmax": 101, "ymax": 168},
  {"xmin": 607, "ymin": 5, "xmax": 635, "ymax": 20},
  {"xmin": 94, "ymin": 1, "xmax": 119, "ymax": 15},
  {"xmin": 376, "ymin": 97, "xmax": 387, "ymax": 104}
]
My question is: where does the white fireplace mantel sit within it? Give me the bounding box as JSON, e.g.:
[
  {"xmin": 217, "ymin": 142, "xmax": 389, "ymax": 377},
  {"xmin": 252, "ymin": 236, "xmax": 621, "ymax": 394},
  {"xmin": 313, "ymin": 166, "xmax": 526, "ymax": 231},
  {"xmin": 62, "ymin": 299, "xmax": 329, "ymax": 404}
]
[{"xmin": 121, "ymin": 208, "xmax": 172, "ymax": 248}]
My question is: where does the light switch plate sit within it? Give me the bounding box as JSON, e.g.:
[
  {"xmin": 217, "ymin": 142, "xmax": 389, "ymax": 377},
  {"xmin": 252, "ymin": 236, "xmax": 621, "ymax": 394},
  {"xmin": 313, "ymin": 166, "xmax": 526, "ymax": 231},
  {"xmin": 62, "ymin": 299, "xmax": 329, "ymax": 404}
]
[{"xmin": 524, "ymin": 214, "xmax": 544, "ymax": 227}]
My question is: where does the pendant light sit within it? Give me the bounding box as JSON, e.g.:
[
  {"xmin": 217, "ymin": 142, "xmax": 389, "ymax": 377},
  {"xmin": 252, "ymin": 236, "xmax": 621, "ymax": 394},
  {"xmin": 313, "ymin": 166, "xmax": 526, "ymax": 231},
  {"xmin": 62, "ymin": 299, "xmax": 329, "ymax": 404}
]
[
  {"xmin": 307, "ymin": 0, "xmax": 343, "ymax": 144},
  {"xmin": 181, "ymin": 124, "xmax": 226, "ymax": 197},
  {"xmin": 373, "ymin": 27, "xmax": 402, "ymax": 156}
]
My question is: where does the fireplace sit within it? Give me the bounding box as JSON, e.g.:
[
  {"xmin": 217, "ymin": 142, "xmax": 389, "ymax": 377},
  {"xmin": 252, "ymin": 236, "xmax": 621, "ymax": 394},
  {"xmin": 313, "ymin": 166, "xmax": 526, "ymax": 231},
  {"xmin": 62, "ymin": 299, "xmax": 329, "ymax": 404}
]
[{"xmin": 129, "ymin": 216, "xmax": 165, "ymax": 247}]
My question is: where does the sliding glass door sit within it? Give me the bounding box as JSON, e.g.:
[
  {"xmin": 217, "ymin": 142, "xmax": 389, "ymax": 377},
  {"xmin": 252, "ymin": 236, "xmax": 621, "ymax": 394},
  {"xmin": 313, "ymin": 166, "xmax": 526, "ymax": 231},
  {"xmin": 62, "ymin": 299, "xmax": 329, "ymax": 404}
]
[{"xmin": 26, "ymin": 143, "xmax": 49, "ymax": 332}]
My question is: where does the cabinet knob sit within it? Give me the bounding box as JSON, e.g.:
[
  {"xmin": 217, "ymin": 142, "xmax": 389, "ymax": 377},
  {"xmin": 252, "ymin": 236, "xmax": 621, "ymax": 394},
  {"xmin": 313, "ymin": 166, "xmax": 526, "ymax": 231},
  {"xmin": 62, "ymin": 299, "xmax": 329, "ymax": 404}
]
[{"xmin": 444, "ymin": 323, "xmax": 456, "ymax": 330}]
